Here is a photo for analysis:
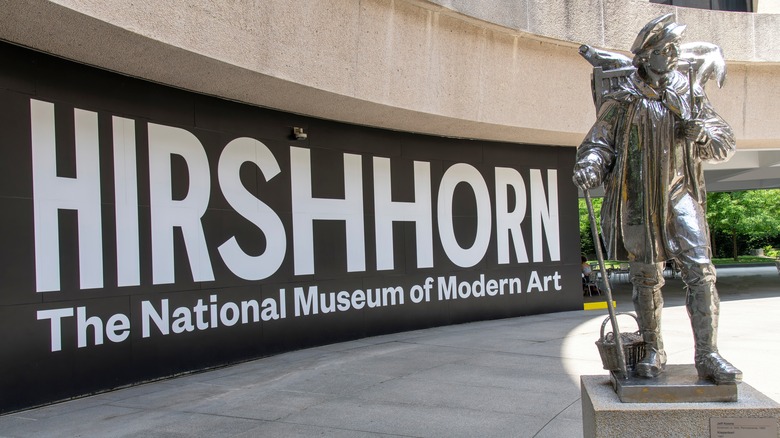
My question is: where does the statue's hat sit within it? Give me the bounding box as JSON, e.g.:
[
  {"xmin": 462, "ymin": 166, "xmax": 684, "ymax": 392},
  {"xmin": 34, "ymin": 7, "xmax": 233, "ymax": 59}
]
[{"xmin": 631, "ymin": 13, "xmax": 686, "ymax": 54}]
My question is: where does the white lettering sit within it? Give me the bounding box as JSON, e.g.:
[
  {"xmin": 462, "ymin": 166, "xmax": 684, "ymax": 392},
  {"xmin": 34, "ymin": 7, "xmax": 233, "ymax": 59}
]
[
  {"xmin": 382, "ymin": 286, "xmax": 404, "ymax": 306},
  {"xmin": 351, "ymin": 289, "xmax": 365, "ymax": 310},
  {"xmin": 486, "ymin": 279, "xmax": 497, "ymax": 296},
  {"xmin": 409, "ymin": 285, "xmax": 425, "ymax": 303},
  {"xmin": 260, "ymin": 298, "xmax": 280, "ymax": 321},
  {"xmin": 194, "ymin": 299, "xmax": 208, "ymax": 330},
  {"xmin": 37, "ymin": 308, "xmax": 74, "ymax": 352},
  {"xmin": 217, "ymin": 137, "xmax": 286, "ymax": 280},
  {"xmin": 366, "ymin": 288, "xmax": 381, "ymax": 308},
  {"xmin": 438, "ymin": 275, "xmax": 457, "ymax": 300},
  {"xmin": 495, "ymin": 167, "xmax": 528, "ymax": 264},
  {"xmin": 290, "ymin": 147, "xmax": 365, "ymax": 275},
  {"xmin": 76, "ymin": 306, "xmax": 104, "ymax": 348},
  {"xmin": 320, "ymin": 292, "xmax": 336, "ymax": 314},
  {"xmin": 457, "ymin": 280, "xmax": 471, "ymax": 299},
  {"xmin": 508, "ymin": 278, "xmax": 522, "ymax": 294},
  {"xmin": 472, "ymin": 274, "xmax": 486, "ymax": 298},
  {"xmin": 242, "ymin": 300, "xmax": 260, "ymax": 323},
  {"xmin": 106, "ymin": 313, "xmax": 131, "ymax": 343},
  {"xmin": 527, "ymin": 271, "xmax": 543, "ymax": 292},
  {"xmin": 172, "ymin": 306, "xmax": 195, "ymax": 333},
  {"xmin": 28, "ymin": 101, "xmax": 567, "ymax": 294},
  {"xmin": 112, "ymin": 116, "xmax": 140, "ymax": 287},
  {"xmin": 530, "ymin": 169, "xmax": 560, "ymax": 262},
  {"xmin": 294, "ymin": 285, "xmax": 318, "ymax": 316},
  {"xmin": 31, "ymin": 100, "xmax": 103, "ymax": 292},
  {"xmin": 373, "ymin": 158, "xmax": 433, "ymax": 270},
  {"xmin": 142, "ymin": 299, "xmax": 169, "ymax": 337},
  {"xmin": 148, "ymin": 123, "xmax": 214, "ymax": 284},
  {"xmin": 209, "ymin": 295, "xmax": 218, "ymax": 328},
  {"xmin": 423, "ymin": 277, "xmax": 434, "ymax": 301},
  {"xmin": 219, "ymin": 302, "xmax": 240, "ymax": 326},
  {"xmin": 337, "ymin": 290, "xmax": 351, "ymax": 311},
  {"xmin": 437, "ymin": 164, "xmax": 491, "ymax": 267}
]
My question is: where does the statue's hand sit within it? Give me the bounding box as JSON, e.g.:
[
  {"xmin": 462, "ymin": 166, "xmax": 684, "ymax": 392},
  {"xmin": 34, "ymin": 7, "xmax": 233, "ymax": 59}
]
[
  {"xmin": 684, "ymin": 119, "xmax": 710, "ymax": 144},
  {"xmin": 573, "ymin": 166, "xmax": 602, "ymax": 190}
]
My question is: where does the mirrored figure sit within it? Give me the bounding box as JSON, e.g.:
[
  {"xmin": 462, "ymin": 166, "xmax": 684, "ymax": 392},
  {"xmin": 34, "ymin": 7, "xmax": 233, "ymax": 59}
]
[{"xmin": 574, "ymin": 13, "xmax": 742, "ymax": 384}]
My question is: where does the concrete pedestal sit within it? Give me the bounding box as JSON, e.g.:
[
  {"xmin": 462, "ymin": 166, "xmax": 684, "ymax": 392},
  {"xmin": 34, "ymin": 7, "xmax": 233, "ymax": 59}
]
[{"xmin": 582, "ymin": 375, "xmax": 780, "ymax": 438}]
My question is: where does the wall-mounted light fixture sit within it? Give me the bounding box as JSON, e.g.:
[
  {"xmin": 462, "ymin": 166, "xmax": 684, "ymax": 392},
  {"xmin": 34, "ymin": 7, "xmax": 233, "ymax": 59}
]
[{"xmin": 292, "ymin": 127, "xmax": 307, "ymax": 140}]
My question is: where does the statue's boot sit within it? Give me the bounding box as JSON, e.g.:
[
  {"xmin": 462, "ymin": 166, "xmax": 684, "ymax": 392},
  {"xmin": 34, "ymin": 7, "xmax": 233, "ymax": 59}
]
[
  {"xmin": 636, "ymin": 335, "xmax": 667, "ymax": 377},
  {"xmin": 696, "ymin": 352, "xmax": 742, "ymax": 384},
  {"xmin": 687, "ymin": 283, "xmax": 742, "ymax": 384},
  {"xmin": 633, "ymin": 286, "xmax": 667, "ymax": 377}
]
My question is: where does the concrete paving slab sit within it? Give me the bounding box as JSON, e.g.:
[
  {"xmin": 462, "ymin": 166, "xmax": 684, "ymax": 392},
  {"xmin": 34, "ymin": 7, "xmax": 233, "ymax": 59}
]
[
  {"xmin": 355, "ymin": 375, "xmax": 576, "ymax": 418},
  {"xmin": 281, "ymin": 397, "xmax": 551, "ymax": 438},
  {"xmin": 232, "ymin": 421, "xmax": 393, "ymax": 437},
  {"xmin": 182, "ymin": 389, "xmax": 340, "ymax": 422},
  {"xmin": 107, "ymin": 382, "xmax": 234, "ymax": 411},
  {"xmin": 404, "ymin": 329, "xmax": 542, "ymax": 353},
  {"xmin": 279, "ymin": 370, "xmax": 394, "ymax": 396},
  {"xmin": 331, "ymin": 344, "xmax": 474, "ymax": 378},
  {"xmin": 409, "ymin": 360, "xmax": 579, "ymax": 396},
  {"xmin": 186, "ymin": 367, "xmax": 295, "ymax": 388},
  {"xmin": 115, "ymin": 411, "xmax": 261, "ymax": 438},
  {"xmin": 0, "ymin": 404, "xmax": 143, "ymax": 438},
  {"xmin": 533, "ymin": 416, "xmax": 582, "ymax": 438}
]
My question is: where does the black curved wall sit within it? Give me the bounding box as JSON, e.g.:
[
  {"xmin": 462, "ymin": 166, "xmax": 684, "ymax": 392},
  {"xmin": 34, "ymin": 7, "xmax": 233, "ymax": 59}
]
[{"xmin": 0, "ymin": 42, "xmax": 581, "ymax": 413}]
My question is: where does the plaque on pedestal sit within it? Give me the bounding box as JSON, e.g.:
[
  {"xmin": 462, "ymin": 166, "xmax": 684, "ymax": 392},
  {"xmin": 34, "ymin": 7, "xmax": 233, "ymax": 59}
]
[{"xmin": 610, "ymin": 364, "xmax": 738, "ymax": 403}]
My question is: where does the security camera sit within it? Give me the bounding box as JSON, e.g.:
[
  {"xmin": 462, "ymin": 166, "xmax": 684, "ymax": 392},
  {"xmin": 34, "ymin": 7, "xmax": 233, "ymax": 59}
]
[{"xmin": 293, "ymin": 127, "xmax": 307, "ymax": 140}]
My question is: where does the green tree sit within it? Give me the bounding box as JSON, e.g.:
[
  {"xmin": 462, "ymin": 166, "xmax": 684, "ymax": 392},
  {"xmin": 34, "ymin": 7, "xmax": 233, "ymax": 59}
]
[
  {"xmin": 577, "ymin": 190, "xmax": 780, "ymax": 261},
  {"xmin": 578, "ymin": 197, "xmax": 602, "ymax": 257},
  {"xmin": 706, "ymin": 189, "xmax": 780, "ymax": 260}
]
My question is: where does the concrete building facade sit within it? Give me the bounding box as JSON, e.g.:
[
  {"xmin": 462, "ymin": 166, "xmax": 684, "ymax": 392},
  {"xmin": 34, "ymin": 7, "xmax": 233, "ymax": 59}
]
[{"xmin": 5, "ymin": 0, "xmax": 778, "ymax": 188}]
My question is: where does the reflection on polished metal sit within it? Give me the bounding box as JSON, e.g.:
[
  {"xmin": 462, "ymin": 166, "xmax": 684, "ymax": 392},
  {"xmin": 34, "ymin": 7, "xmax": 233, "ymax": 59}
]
[
  {"xmin": 574, "ymin": 13, "xmax": 743, "ymax": 389},
  {"xmin": 611, "ymin": 365, "xmax": 738, "ymax": 403}
]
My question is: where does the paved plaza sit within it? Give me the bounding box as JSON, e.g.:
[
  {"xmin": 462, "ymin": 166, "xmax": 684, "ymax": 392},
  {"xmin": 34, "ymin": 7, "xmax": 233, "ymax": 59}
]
[{"xmin": 0, "ymin": 266, "xmax": 777, "ymax": 437}]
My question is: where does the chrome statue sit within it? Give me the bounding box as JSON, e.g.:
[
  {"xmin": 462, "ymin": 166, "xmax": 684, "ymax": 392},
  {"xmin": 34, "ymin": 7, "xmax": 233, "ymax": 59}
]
[{"xmin": 574, "ymin": 13, "xmax": 742, "ymax": 384}]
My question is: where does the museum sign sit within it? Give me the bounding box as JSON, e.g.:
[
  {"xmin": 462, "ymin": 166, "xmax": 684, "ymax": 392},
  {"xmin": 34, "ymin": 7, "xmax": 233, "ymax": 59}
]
[{"xmin": 0, "ymin": 42, "xmax": 581, "ymax": 412}]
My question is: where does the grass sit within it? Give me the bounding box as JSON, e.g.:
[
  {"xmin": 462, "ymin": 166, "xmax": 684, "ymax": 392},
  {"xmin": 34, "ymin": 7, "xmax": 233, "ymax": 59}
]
[
  {"xmin": 587, "ymin": 256, "xmax": 776, "ymax": 267},
  {"xmin": 712, "ymin": 256, "xmax": 777, "ymax": 265}
]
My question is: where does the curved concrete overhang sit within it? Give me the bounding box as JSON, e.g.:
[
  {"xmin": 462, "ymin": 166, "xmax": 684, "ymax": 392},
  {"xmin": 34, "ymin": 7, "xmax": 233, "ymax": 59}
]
[{"xmin": 0, "ymin": 0, "xmax": 778, "ymax": 153}]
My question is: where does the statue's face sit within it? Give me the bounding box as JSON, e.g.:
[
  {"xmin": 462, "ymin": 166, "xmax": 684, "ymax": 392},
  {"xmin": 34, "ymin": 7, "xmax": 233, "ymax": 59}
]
[{"xmin": 645, "ymin": 42, "xmax": 679, "ymax": 75}]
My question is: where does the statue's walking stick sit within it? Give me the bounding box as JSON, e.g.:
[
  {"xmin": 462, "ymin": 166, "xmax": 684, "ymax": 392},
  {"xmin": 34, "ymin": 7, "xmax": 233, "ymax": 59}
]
[{"xmin": 584, "ymin": 189, "xmax": 628, "ymax": 378}]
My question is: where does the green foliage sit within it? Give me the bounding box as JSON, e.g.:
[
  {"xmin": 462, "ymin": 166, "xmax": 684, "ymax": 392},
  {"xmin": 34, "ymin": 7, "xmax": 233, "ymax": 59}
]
[
  {"xmin": 578, "ymin": 197, "xmax": 602, "ymax": 257},
  {"xmin": 706, "ymin": 189, "xmax": 780, "ymax": 260},
  {"xmin": 577, "ymin": 189, "xmax": 780, "ymax": 261}
]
